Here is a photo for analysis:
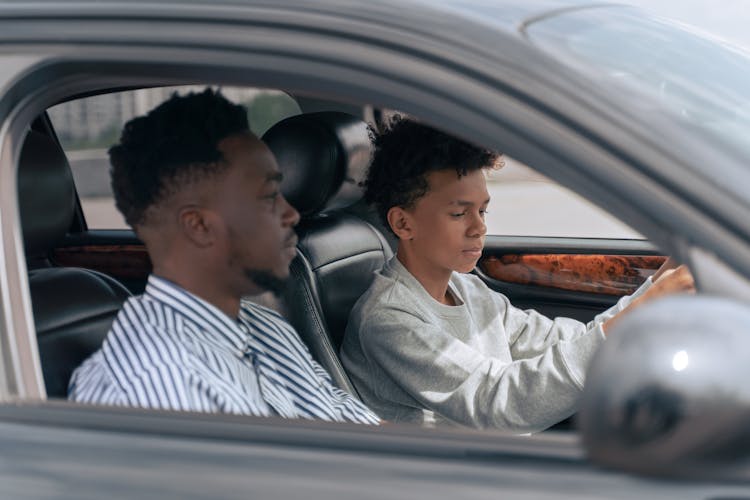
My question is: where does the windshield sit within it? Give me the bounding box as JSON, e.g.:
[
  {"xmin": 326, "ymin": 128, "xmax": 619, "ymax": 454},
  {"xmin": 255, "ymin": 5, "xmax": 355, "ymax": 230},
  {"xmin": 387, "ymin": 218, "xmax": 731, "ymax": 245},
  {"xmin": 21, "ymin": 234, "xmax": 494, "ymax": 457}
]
[{"xmin": 525, "ymin": 6, "xmax": 750, "ymax": 162}]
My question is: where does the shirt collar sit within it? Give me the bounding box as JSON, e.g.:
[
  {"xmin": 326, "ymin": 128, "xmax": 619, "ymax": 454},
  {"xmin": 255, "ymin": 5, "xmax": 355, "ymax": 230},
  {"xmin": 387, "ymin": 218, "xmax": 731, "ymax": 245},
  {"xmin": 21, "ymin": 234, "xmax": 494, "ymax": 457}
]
[{"xmin": 144, "ymin": 274, "xmax": 248, "ymax": 352}]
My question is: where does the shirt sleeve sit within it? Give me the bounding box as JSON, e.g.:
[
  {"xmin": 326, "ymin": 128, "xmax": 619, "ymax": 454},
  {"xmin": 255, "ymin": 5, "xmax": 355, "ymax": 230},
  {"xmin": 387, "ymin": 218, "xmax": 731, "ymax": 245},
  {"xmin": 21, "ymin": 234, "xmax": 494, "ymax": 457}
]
[
  {"xmin": 359, "ymin": 305, "xmax": 603, "ymax": 432},
  {"xmin": 68, "ymin": 351, "xmax": 130, "ymax": 406},
  {"xmin": 69, "ymin": 320, "xmax": 228, "ymax": 415}
]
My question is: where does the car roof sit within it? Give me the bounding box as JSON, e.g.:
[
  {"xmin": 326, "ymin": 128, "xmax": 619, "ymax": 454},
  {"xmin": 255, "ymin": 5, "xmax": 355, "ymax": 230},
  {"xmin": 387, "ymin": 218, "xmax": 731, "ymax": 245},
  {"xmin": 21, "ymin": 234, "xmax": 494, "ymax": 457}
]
[{"xmin": 0, "ymin": 0, "xmax": 629, "ymax": 36}]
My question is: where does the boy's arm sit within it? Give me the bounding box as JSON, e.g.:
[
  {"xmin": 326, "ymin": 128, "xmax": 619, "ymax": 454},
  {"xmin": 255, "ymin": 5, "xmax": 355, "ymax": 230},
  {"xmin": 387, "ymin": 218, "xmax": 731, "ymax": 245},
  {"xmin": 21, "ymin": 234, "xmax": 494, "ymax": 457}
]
[
  {"xmin": 586, "ymin": 276, "xmax": 653, "ymax": 330},
  {"xmin": 502, "ymin": 260, "xmax": 681, "ymax": 354},
  {"xmin": 497, "ymin": 291, "xmax": 597, "ymax": 359},
  {"xmin": 362, "ymin": 307, "xmax": 601, "ymax": 432}
]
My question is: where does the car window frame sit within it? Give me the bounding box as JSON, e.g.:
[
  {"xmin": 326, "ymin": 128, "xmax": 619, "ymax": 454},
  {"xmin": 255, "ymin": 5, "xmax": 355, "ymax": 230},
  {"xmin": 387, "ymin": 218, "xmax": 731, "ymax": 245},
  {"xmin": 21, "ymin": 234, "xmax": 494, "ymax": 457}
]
[{"xmin": 0, "ymin": 8, "xmax": 748, "ymax": 418}]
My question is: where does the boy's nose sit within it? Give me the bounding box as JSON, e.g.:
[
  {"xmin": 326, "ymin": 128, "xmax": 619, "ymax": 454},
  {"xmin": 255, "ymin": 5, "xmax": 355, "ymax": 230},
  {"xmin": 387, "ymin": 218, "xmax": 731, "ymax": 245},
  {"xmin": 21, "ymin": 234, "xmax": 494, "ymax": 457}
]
[{"xmin": 469, "ymin": 213, "xmax": 487, "ymax": 237}]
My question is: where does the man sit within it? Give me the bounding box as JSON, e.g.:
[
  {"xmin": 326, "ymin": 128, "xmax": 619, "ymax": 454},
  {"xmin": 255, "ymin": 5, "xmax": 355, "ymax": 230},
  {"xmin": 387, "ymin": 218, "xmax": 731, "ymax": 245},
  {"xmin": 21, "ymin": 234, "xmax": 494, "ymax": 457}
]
[
  {"xmin": 69, "ymin": 89, "xmax": 378, "ymax": 424},
  {"xmin": 340, "ymin": 117, "xmax": 693, "ymax": 432}
]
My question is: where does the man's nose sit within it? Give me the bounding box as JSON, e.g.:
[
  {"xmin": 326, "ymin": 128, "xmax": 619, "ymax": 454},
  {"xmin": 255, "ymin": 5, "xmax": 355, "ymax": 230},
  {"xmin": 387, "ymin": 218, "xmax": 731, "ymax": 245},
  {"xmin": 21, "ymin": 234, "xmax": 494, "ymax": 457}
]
[{"xmin": 281, "ymin": 194, "xmax": 300, "ymax": 227}]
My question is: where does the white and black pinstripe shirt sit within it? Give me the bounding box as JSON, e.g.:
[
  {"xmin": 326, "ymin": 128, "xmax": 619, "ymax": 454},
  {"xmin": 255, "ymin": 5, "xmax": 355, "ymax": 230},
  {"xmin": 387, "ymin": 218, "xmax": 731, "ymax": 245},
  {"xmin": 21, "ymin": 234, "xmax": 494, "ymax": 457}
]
[{"xmin": 68, "ymin": 275, "xmax": 379, "ymax": 424}]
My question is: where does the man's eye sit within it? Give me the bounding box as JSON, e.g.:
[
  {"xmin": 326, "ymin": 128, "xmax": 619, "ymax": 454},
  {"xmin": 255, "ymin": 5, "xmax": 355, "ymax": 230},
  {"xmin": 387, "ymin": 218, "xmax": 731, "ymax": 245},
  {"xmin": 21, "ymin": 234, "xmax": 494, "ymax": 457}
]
[
  {"xmin": 450, "ymin": 212, "xmax": 466, "ymax": 218},
  {"xmin": 265, "ymin": 192, "xmax": 280, "ymax": 209}
]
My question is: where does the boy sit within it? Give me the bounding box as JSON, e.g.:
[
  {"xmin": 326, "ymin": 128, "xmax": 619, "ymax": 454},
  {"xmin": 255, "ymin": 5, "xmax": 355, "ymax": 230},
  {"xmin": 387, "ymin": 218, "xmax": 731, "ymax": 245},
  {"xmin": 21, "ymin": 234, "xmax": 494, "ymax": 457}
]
[{"xmin": 340, "ymin": 117, "xmax": 692, "ymax": 432}]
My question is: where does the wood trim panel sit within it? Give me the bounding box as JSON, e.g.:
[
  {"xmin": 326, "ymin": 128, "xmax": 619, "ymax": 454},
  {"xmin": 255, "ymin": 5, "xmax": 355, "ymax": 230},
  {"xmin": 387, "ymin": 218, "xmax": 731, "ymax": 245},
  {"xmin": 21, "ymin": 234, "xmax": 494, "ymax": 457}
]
[
  {"xmin": 51, "ymin": 245, "xmax": 151, "ymax": 280},
  {"xmin": 480, "ymin": 254, "xmax": 666, "ymax": 296},
  {"xmin": 52, "ymin": 247, "xmax": 664, "ymax": 297}
]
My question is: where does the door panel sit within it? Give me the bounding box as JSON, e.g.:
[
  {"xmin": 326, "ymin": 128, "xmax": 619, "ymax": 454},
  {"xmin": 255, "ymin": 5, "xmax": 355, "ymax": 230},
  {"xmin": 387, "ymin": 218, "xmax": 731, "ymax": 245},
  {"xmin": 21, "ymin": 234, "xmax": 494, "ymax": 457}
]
[
  {"xmin": 476, "ymin": 236, "xmax": 661, "ymax": 322},
  {"xmin": 53, "ymin": 231, "xmax": 150, "ymax": 294},
  {"xmin": 481, "ymin": 254, "xmax": 664, "ymax": 296}
]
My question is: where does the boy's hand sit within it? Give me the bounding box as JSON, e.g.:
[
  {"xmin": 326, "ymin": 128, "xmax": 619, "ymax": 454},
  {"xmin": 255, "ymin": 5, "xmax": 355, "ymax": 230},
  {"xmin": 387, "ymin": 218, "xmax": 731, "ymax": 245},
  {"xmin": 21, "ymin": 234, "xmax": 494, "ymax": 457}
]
[
  {"xmin": 650, "ymin": 256, "xmax": 678, "ymax": 281},
  {"xmin": 640, "ymin": 264, "xmax": 696, "ymax": 301},
  {"xmin": 602, "ymin": 261, "xmax": 695, "ymax": 336}
]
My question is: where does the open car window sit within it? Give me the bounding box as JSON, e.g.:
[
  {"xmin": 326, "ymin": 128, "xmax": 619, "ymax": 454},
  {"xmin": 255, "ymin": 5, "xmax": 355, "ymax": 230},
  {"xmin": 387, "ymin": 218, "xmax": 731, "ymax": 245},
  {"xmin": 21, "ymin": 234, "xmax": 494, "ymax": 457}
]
[
  {"xmin": 482, "ymin": 157, "xmax": 642, "ymax": 238},
  {"xmin": 37, "ymin": 87, "xmax": 656, "ymax": 415}
]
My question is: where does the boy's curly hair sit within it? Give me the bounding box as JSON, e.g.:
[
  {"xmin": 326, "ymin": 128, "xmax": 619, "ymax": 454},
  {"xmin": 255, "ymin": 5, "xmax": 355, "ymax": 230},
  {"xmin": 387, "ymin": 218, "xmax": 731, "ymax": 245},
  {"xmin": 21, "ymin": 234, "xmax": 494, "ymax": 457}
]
[
  {"xmin": 363, "ymin": 116, "xmax": 501, "ymax": 235},
  {"xmin": 109, "ymin": 88, "xmax": 249, "ymax": 227}
]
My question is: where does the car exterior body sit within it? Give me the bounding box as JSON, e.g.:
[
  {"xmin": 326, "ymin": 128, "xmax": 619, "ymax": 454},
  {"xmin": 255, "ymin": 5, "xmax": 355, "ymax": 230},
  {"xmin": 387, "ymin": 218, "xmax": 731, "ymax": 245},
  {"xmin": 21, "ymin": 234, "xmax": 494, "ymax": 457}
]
[{"xmin": 0, "ymin": 0, "xmax": 749, "ymax": 497}]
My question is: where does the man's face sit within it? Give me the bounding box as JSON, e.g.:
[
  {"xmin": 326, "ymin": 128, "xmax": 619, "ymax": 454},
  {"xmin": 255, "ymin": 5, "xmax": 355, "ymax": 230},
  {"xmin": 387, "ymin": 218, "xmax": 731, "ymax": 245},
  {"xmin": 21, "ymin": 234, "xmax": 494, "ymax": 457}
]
[
  {"xmin": 401, "ymin": 168, "xmax": 489, "ymax": 274},
  {"xmin": 213, "ymin": 132, "xmax": 300, "ymax": 295}
]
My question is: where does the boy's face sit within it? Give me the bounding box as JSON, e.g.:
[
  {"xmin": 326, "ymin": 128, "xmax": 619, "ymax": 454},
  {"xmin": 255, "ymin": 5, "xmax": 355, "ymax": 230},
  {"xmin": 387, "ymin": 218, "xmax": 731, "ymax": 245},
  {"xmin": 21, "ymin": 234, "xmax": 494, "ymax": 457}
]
[{"xmin": 397, "ymin": 168, "xmax": 489, "ymax": 274}]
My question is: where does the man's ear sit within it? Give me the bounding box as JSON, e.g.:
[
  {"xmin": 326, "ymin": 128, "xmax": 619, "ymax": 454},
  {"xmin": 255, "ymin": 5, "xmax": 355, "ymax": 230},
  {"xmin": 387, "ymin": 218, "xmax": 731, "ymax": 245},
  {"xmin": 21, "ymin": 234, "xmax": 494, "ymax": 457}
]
[
  {"xmin": 177, "ymin": 205, "xmax": 215, "ymax": 248},
  {"xmin": 386, "ymin": 206, "xmax": 414, "ymax": 241}
]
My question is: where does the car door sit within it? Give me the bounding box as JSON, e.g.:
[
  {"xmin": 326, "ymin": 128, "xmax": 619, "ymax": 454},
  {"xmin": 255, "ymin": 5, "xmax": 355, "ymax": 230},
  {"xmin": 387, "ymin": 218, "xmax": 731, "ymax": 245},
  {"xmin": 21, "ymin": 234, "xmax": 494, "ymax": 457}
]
[{"xmin": 1, "ymin": 2, "xmax": 749, "ymax": 495}]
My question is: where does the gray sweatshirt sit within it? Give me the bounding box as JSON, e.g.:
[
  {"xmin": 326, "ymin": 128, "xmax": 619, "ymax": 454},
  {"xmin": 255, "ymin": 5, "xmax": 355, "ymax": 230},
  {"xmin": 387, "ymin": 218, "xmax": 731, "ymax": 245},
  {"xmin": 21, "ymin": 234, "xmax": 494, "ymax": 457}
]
[{"xmin": 340, "ymin": 256, "xmax": 651, "ymax": 433}]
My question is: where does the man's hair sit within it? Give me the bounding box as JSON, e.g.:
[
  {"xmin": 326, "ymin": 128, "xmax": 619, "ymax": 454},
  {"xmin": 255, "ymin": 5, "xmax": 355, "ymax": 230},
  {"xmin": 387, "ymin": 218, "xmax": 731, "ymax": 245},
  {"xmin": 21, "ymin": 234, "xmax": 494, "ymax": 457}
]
[
  {"xmin": 110, "ymin": 88, "xmax": 249, "ymax": 227},
  {"xmin": 363, "ymin": 116, "xmax": 501, "ymax": 234}
]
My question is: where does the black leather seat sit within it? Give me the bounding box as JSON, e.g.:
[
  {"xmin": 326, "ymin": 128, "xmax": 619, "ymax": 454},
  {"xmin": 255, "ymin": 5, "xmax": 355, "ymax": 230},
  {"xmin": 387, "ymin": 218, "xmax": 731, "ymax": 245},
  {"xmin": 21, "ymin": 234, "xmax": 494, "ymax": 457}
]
[
  {"xmin": 19, "ymin": 131, "xmax": 131, "ymax": 398},
  {"xmin": 263, "ymin": 112, "xmax": 392, "ymax": 396}
]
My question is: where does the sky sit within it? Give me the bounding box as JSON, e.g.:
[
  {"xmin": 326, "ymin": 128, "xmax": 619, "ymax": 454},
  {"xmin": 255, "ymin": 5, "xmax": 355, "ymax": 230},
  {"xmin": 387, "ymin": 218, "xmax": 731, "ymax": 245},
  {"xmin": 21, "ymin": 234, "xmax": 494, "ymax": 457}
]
[{"xmin": 620, "ymin": 0, "xmax": 750, "ymax": 48}]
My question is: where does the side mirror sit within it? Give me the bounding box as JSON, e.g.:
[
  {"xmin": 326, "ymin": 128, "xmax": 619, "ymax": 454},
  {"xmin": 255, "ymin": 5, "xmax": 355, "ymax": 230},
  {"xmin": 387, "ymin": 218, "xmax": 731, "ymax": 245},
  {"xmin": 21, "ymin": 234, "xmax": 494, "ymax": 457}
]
[{"xmin": 579, "ymin": 295, "xmax": 750, "ymax": 480}]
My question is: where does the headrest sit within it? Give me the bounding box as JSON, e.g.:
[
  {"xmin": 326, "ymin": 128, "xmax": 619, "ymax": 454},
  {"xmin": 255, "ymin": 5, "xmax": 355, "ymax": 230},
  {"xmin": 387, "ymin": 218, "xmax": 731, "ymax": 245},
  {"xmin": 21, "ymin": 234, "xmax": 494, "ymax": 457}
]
[
  {"xmin": 18, "ymin": 131, "xmax": 76, "ymax": 256},
  {"xmin": 262, "ymin": 112, "xmax": 371, "ymax": 218}
]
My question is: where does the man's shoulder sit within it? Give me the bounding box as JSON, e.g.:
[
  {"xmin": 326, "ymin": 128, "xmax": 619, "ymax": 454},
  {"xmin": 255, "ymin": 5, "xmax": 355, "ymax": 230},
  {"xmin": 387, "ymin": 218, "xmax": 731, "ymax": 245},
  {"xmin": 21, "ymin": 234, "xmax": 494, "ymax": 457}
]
[
  {"xmin": 358, "ymin": 270, "xmax": 407, "ymax": 306},
  {"xmin": 113, "ymin": 294, "xmax": 175, "ymax": 334},
  {"xmin": 106, "ymin": 294, "xmax": 191, "ymax": 364}
]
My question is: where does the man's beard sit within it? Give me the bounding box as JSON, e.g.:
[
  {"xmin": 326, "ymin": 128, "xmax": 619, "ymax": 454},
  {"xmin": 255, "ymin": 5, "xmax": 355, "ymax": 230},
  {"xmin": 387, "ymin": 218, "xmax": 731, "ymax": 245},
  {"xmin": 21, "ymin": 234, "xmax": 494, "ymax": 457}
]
[{"xmin": 243, "ymin": 268, "xmax": 288, "ymax": 296}]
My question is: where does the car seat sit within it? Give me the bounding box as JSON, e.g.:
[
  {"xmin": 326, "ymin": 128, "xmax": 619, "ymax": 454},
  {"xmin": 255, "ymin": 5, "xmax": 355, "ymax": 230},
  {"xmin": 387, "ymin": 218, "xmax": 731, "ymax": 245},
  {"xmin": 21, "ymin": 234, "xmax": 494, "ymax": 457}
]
[
  {"xmin": 19, "ymin": 130, "xmax": 132, "ymax": 397},
  {"xmin": 263, "ymin": 112, "xmax": 392, "ymax": 397}
]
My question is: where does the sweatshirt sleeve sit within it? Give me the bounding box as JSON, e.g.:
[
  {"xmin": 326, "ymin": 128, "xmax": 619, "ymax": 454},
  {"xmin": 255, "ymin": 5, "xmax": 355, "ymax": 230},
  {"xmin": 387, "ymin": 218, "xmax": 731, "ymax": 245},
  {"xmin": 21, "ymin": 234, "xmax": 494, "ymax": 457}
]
[
  {"xmin": 495, "ymin": 291, "xmax": 595, "ymax": 360},
  {"xmin": 359, "ymin": 304, "xmax": 604, "ymax": 433},
  {"xmin": 497, "ymin": 275, "xmax": 653, "ymax": 360},
  {"xmin": 586, "ymin": 276, "xmax": 653, "ymax": 329}
]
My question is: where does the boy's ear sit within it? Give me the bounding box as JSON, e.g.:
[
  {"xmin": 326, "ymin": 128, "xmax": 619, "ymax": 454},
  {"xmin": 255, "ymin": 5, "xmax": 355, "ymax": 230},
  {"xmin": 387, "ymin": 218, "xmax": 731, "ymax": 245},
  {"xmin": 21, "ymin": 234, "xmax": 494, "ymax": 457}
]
[
  {"xmin": 387, "ymin": 206, "xmax": 414, "ymax": 241},
  {"xmin": 178, "ymin": 205, "xmax": 216, "ymax": 248}
]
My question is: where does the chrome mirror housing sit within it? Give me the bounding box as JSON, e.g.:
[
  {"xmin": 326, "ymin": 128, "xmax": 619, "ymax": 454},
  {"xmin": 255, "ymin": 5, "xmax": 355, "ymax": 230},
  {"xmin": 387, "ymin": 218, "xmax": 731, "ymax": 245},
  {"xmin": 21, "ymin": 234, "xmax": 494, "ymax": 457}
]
[{"xmin": 579, "ymin": 295, "xmax": 750, "ymax": 480}]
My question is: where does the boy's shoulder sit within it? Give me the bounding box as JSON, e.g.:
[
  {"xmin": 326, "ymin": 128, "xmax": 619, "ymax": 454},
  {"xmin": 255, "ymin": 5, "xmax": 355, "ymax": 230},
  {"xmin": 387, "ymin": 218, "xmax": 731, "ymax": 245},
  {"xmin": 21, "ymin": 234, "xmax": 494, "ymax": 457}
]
[
  {"xmin": 358, "ymin": 269, "xmax": 413, "ymax": 308},
  {"xmin": 353, "ymin": 266, "xmax": 429, "ymax": 321}
]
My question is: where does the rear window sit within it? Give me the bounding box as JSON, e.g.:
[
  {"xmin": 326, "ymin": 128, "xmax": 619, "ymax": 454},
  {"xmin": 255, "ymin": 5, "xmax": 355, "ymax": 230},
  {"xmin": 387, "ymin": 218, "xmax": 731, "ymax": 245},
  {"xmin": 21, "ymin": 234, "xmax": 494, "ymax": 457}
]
[{"xmin": 48, "ymin": 86, "xmax": 301, "ymax": 229}]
